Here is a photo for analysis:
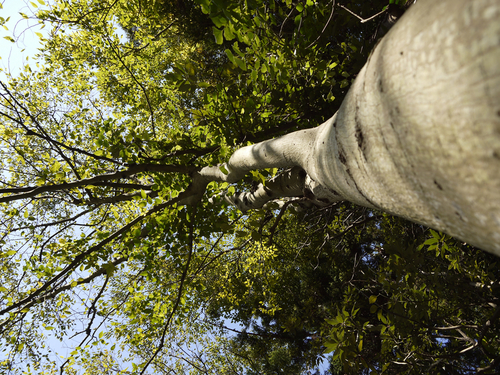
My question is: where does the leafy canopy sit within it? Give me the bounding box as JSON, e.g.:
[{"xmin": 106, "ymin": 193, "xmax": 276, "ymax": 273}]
[{"xmin": 0, "ymin": 0, "xmax": 499, "ymax": 374}]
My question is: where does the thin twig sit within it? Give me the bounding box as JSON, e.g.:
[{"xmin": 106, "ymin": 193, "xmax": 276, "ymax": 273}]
[
  {"xmin": 0, "ymin": 198, "xmax": 180, "ymax": 317},
  {"xmin": 101, "ymin": 27, "xmax": 156, "ymax": 138},
  {"xmin": 0, "ymin": 83, "xmax": 123, "ymax": 165},
  {"xmin": 306, "ymin": 0, "xmax": 336, "ymax": 49},
  {"xmin": 338, "ymin": 4, "xmax": 387, "ymax": 23},
  {"xmin": 140, "ymin": 205, "xmax": 197, "ymax": 375}
]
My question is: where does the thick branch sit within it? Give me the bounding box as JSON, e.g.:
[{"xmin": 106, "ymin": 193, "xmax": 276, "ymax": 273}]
[{"xmin": 0, "ymin": 163, "xmax": 194, "ymax": 203}]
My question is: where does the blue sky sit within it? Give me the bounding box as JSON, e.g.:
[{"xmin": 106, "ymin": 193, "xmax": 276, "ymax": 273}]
[{"xmin": 0, "ymin": 0, "xmax": 48, "ymax": 77}]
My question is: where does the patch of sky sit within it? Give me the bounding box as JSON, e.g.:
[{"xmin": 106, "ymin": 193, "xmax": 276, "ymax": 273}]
[{"xmin": 0, "ymin": 0, "xmax": 50, "ymax": 78}]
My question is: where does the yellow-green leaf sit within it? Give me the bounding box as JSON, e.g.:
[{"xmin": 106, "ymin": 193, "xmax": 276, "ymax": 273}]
[
  {"xmin": 51, "ymin": 160, "xmax": 61, "ymax": 173},
  {"xmin": 213, "ymin": 27, "xmax": 223, "ymax": 44}
]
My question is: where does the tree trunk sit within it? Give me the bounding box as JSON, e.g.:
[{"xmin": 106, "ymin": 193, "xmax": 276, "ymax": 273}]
[{"xmin": 197, "ymin": 0, "xmax": 500, "ymax": 256}]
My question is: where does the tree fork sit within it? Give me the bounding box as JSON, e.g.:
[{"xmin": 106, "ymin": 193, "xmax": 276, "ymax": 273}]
[{"xmin": 194, "ymin": 0, "xmax": 500, "ymax": 256}]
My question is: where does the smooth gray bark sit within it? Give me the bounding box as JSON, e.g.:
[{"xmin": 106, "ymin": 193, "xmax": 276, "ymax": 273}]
[{"xmin": 187, "ymin": 0, "xmax": 500, "ymax": 256}]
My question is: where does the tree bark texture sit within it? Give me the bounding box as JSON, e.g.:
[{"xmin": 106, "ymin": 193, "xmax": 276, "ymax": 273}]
[{"xmin": 198, "ymin": 0, "xmax": 500, "ymax": 256}]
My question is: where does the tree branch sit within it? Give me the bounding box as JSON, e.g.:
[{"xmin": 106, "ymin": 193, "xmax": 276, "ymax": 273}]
[
  {"xmin": 140, "ymin": 205, "xmax": 197, "ymax": 375},
  {"xmin": 0, "ymin": 163, "xmax": 194, "ymax": 203},
  {"xmin": 0, "ymin": 195, "xmax": 185, "ymax": 317},
  {"xmin": 0, "ymin": 82, "xmax": 124, "ymax": 166},
  {"xmin": 338, "ymin": 4, "xmax": 387, "ymax": 23}
]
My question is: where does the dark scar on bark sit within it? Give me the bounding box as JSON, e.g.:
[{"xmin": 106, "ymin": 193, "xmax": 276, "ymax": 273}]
[
  {"xmin": 303, "ymin": 188, "xmax": 315, "ymax": 200},
  {"xmin": 329, "ymin": 188, "xmax": 339, "ymax": 196},
  {"xmin": 299, "ymin": 169, "xmax": 307, "ymax": 179},
  {"xmin": 338, "ymin": 150, "xmax": 347, "ymax": 165},
  {"xmin": 264, "ymin": 187, "xmax": 273, "ymax": 197},
  {"xmin": 345, "ymin": 167, "xmax": 353, "ymax": 179},
  {"xmin": 355, "ymin": 123, "xmax": 364, "ymax": 150},
  {"xmin": 379, "ymin": 79, "xmax": 383, "ymax": 93},
  {"xmin": 243, "ymin": 196, "xmax": 249, "ymax": 206},
  {"xmin": 318, "ymin": 198, "xmax": 330, "ymax": 204},
  {"xmin": 434, "ymin": 180, "xmax": 443, "ymax": 190}
]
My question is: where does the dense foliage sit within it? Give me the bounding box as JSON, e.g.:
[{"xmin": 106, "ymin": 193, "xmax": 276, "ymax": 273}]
[{"xmin": 0, "ymin": 0, "xmax": 499, "ymax": 374}]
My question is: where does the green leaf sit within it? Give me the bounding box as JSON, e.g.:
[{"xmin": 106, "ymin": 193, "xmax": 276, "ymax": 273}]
[
  {"xmin": 324, "ymin": 341, "xmax": 338, "ymax": 354},
  {"xmin": 424, "ymin": 237, "xmax": 438, "ymax": 245},
  {"xmin": 211, "ymin": 14, "xmax": 227, "ymax": 28},
  {"xmin": 219, "ymin": 165, "xmax": 229, "ymax": 175},
  {"xmin": 213, "ymin": 27, "xmax": 223, "ymax": 44},
  {"xmin": 234, "ymin": 56, "xmax": 246, "ymax": 70},
  {"xmin": 430, "ymin": 229, "xmax": 441, "ymax": 239},
  {"xmin": 51, "ymin": 160, "xmax": 61, "ymax": 173},
  {"xmin": 224, "ymin": 26, "xmax": 235, "ymax": 40},
  {"xmin": 245, "ymin": 98, "xmax": 255, "ymax": 110},
  {"xmin": 3, "ymin": 36, "xmax": 15, "ymax": 43},
  {"xmin": 251, "ymin": 231, "xmax": 261, "ymax": 241},
  {"xmin": 369, "ymin": 295, "xmax": 377, "ymax": 304},
  {"xmin": 225, "ymin": 49, "xmax": 235, "ymax": 64}
]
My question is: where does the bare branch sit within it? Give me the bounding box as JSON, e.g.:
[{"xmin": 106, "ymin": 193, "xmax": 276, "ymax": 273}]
[
  {"xmin": 306, "ymin": 0, "xmax": 336, "ymax": 49},
  {"xmin": 338, "ymin": 4, "xmax": 387, "ymax": 23}
]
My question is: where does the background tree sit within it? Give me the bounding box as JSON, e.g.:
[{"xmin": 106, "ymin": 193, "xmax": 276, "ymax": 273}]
[{"xmin": 0, "ymin": 0, "xmax": 499, "ymax": 374}]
